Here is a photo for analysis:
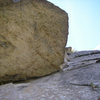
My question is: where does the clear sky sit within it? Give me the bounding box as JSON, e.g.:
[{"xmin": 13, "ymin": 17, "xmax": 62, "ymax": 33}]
[{"xmin": 47, "ymin": 0, "xmax": 100, "ymax": 51}]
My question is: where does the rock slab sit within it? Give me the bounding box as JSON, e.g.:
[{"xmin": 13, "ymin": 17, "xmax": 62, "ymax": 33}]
[{"xmin": 0, "ymin": 0, "xmax": 68, "ymax": 82}]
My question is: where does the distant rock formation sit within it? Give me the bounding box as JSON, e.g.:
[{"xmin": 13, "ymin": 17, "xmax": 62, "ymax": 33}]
[
  {"xmin": 0, "ymin": 0, "xmax": 68, "ymax": 82},
  {"xmin": 0, "ymin": 50, "xmax": 100, "ymax": 100}
]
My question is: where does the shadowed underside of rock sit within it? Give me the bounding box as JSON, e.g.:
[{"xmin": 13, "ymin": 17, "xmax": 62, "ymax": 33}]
[{"xmin": 0, "ymin": 0, "xmax": 68, "ymax": 82}]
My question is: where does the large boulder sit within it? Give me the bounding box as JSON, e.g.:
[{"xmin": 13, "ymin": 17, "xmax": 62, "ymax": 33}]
[{"xmin": 0, "ymin": 0, "xmax": 68, "ymax": 82}]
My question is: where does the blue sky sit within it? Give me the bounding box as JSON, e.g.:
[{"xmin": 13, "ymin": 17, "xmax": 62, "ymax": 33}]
[{"xmin": 48, "ymin": 0, "xmax": 100, "ymax": 51}]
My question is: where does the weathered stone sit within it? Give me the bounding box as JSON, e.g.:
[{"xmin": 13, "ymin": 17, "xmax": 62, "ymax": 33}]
[
  {"xmin": 0, "ymin": 83, "xmax": 20, "ymax": 100},
  {"xmin": 0, "ymin": 50, "xmax": 100, "ymax": 100},
  {"xmin": 63, "ymin": 50, "xmax": 100, "ymax": 71},
  {"xmin": 0, "ymin": 0, "xmax": 68, "ymax": 82}
]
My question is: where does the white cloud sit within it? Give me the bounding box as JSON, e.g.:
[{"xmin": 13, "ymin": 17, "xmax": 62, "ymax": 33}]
[{"xmin": 95, "ymin": 44, "xmax": 100, "ymax": 50}]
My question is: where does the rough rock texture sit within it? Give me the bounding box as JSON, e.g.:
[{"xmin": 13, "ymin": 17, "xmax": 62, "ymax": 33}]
[
  {"xmin": 0, "ymin": 0, "xmax": 68, "ymax": 82},
  {"xmin": 0, "ymin": 50, "xmax": 100, "ymax": 100}
]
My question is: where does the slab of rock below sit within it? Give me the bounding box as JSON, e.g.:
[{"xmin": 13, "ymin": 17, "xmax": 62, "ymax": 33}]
[
  {"xmin": 0, "ymin": 0, "xmax": 68, "ymax": 82},
  {"xmin": 63, "ymin": 50, "xmax": 100, "ymax": 71},
  {"xmin": 0, "ymin": 50, "xmax": 100, "ymax": 100},
  {"xmin": 0, "ymin": 83, "xmax": 20, "ymax": 100}
]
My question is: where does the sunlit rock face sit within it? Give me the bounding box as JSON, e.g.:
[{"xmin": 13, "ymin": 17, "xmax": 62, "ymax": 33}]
[{"xmin": 0, "ymin": 0, "xmax": 68, "ymax": 82}]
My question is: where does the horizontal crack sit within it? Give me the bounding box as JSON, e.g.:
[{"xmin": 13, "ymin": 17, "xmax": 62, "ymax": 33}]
[
  {"xmin": 69, "ymin": 82, "xmax": 100, "ymax": 91},
  {"xmin": 62, "ymin": 58, "xmax": 100, "ymax": 72},
  {"xmin": 71, "ymin": 51, "xmax": 100, "ymax": 58},
  {"xmin": 62, "ymin": 62, "xmax": 96, "ymax": 72}
]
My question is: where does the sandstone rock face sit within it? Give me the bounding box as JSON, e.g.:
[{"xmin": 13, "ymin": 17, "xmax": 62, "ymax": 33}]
[
  {"xmin": 0, "ymin": 0, "xmax": 68, "ymax": 82},
  {"xmin": 0, "ymin": 50, "xmax": 100, "ymax": 100}
]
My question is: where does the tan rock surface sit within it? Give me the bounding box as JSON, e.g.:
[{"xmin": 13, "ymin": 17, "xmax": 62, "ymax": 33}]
[{"xmin": 0, "ymin": 0, "xmax": 68, "ymax": 83}]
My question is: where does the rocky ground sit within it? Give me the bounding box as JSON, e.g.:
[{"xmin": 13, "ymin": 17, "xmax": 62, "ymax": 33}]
[{"xmin": 0, "ymin": 50, "xmax": 100, "ymax": 100}]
